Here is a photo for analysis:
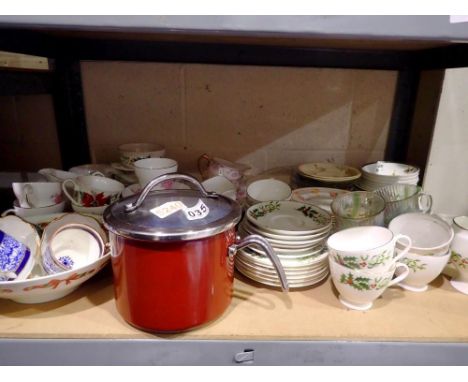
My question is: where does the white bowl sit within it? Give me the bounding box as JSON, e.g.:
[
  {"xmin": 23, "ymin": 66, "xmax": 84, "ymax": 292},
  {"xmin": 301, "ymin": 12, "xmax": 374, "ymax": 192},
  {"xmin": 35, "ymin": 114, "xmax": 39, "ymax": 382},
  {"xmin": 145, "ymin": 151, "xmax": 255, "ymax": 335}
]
[
  {"xmin": 202, "ymin": 176, "xmax": 237, "ymax": 200},
  {"xmin": 247, "ymin": 178, "xmax": 291, "ymax": 204},
  {"xmin": 0, "ymin": 251, "xmax": 110, "ymax": 304},
  {"xmin": 72, "ymin": 204, "xmax": 107, "ymax": 216},
  {"xmin": 389, "ymin": 213, "xmax": 454, "ymax": 256}
]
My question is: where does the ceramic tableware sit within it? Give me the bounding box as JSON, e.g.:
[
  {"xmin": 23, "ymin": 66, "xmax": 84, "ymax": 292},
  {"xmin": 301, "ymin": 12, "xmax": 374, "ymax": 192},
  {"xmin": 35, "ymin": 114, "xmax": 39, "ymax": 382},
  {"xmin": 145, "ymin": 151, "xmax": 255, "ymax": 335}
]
[
  {"xmin": 357, "ymin": 161, "xmax": 420, "ymax": 191},
  {"xmin": 68, "ymin": 164, "xmax": 113, "ymax": 177},
  {"xmin": 246, "ymin": 201, "xmax": 332, "ymax": 236},
  {"xmin": 291, "ymin": 187, "xmax": 350, "ymax": 214},
  {"xmin": 297, "ymin": 162, "xmax": 361, "ymax": 183},
  {"xmin": 42, "ymin": 223, "xmax": 105, "ymax": 275},
  {"xmin": 0, "ymin": 216, "xmax": 39, "ymax": 281},
  {"xmin": 327, "ymin": 226, "xmax": 412, "ymax": 273},
  {"xmin": 375, "ymin": 184, "xmax": 432, "ymax": 224},
  {"xmin": 118, "ymin": 143, "xmax": 166, "ymax": 166},
  {"xmin": 331, "ymin": 191, "xmax": 385, "ymax": 231},
  {"xmin": 62, "ymin": 175, "xmax": 124, "ymax": 207},
  {"xmin": 448, "ymin": 216, "xmax": 468, "ymax": 294},
  {"xmin": 198, "ymin": 154, "xmax": 251, "ymax": 183},
  {"xmin": 2, "ymin": 199, "xmax": 66, "ymax": 218},
  {"xmin": 133, "ymin": 157, "xmax": 178, "ymax": 187},
  {"xmin": 0, "ymin": 250, "xmax": 110, "ymax": 304},
  {"xmin": 12, "ymin": 182, "xmax": 62, "ymax": 208},
  {"xmin": 246, "ymin": 178, "xmax": 291, "ymax": 205},
  {"xmin": 201, "ymin": 175, "xmax": 237, "ymax": 200},
  {"xmin": 38, "ymin": 168, "xmax": 79, "ymax": 182},
  {"xmin": 329, "ymin": 257, "xmax": 410, "ymax": 311},
  {"xmin": 388, "ymin": 213, "xmax": 454, "ymax": 256},
  {"xmin": 71, "ymin": 204, "xmax": 107, "ymax": 216},
  {"xmin": 396, "ymin": 249, "xmax": 450, "ymax": 292}
]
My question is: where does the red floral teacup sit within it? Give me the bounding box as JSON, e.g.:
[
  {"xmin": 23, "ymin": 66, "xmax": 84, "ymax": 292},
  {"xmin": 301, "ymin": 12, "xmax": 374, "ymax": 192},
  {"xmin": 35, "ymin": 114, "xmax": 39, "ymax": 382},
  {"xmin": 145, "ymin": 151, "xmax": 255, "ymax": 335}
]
[{"xmin": 62, "ymin": 175, "xmax": 124, "ymax": 207}]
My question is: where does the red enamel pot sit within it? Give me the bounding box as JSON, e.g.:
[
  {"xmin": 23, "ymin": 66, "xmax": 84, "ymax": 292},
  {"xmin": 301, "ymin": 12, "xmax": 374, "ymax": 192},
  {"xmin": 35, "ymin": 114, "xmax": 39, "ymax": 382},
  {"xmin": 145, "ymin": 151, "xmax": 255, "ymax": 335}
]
[{"xmin": 104, "ymin": 174, "xmax": 288, "ymax": 333}]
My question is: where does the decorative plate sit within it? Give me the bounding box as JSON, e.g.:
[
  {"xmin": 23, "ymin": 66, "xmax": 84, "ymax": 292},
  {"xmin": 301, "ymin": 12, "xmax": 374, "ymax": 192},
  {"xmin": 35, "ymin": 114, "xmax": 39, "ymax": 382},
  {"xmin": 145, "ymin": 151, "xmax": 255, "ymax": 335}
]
[
  {"xmin": 297, "ymin": 163, "xmax": 361, "ymax": 182},
  {"xmin": 291, "ymin": 187, "xmax": 349, "ymax": 213},
  {"xmin": 246, "ymin": 201, "xmax": 332, "ymax": 235}
]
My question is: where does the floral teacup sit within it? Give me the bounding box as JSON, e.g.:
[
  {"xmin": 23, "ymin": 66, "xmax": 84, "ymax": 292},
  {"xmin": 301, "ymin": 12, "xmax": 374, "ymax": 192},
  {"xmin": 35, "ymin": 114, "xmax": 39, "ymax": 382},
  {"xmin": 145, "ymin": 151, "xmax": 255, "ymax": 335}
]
[
  {"xmin": 329, "ymin": 256, "xmax": 409, "ymax": 311},
  {"xmin": 62, "ymin": 175, "xmax": 124, "ymax": 207},
  {"xmin": 327, "ymin": 226, "xmax": 412, "ymax": 274}
]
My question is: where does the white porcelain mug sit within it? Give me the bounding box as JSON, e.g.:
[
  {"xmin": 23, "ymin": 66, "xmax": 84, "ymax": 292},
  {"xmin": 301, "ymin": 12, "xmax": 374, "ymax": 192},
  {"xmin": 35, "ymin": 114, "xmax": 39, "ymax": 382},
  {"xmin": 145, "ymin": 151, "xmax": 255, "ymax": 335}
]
[
  {"xmin": 327, "ymin": 226, "xmax": 412, "ymax": 274},
  {"xmin": 133, "ymin": 158, "xmax": 178, "ymax": 187},
  {"xmin": 12, "ymin": 182, "xmax": 63, "ymax": 208},
  {"xmin": 62, "ymin": 175, "xmax": 124, "ymax": 207}
]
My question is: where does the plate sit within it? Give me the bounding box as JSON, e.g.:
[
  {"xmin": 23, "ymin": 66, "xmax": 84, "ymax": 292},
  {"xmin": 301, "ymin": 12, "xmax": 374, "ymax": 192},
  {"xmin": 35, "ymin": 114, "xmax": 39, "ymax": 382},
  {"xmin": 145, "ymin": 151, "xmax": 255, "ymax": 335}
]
[
  {"xmin": 241, "ymin": 221, "xmax": 329, "ymax": 241},
  {"xmin": 246, "ymin": 201, "xmax": 332, "ymax": 235},
  {"xmin": 238, "ymin": 247, "xmax": 329, "ymax": 268},
  {"xmin": 111, "ymin": 162, "xmax": 135, "ymax": 173},
  {"xmin": 298, "ymin": 163, "xmax": 361, "ymax": 182},
  {"xmin": 291, "ymin": 187, "xmax": 349, "ymax": 213}
]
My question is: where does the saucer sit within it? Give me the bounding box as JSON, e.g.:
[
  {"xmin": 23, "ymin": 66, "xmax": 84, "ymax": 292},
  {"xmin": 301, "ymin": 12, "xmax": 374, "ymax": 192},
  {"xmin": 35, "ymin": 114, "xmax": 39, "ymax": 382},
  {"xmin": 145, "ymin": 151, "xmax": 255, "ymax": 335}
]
[
  {"xmin": 111, "ymin": 162, "xmax": 135, "ymax": 173},
  {"xmin": 450, "ymin": 279, "xmax": 468, "ymax": 295}
]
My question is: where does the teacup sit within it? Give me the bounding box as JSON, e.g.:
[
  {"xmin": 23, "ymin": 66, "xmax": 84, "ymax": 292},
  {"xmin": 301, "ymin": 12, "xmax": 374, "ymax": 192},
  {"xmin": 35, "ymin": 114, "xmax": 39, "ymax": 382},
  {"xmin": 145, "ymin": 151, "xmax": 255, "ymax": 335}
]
[
  {"xmin": 375, "ymin": 184, "xmax": 432, "ymax": 225},
  {"xmin": 329, "ymin": 256, "xmax": 410, "ymax": 311},
  {"xmin": 246, "ymin": 178, "xmax": 292, "ymax": 205},
  {"xmin": 62, "ymin": 175, "xmax": 124, "ymax": 207},
  {"xmin": 389, "ymin": 213, "xmax": 454, "ymax": 256},
  {"xmin": 133, "ymin": 158, "xmax": 178, "ymax": 187},
  {"xmin": 0, "ymin": 229, "xmax": 34, "ymax": 281},
  {"xmin": 12, "ymin": 182, "xmax": 63, "ymax": 208},
  {"xmin": 42, "ymin": 223, "xmax": 105, "ymax": 275},
  {"xmin": 119, "ymin": 143, "xmax": 166, "ymax": 165},
  {"xmin": 448, "ymin": 217, "xmax": 468, "ymax": 293},
  {"xmin": 396, "ymin": 250, "xmax": 450, "ymax": 292},
  {"xmin": 198, "ymin": 154, "xmax": 251, "ymax": 183},
  {"xmin": 201, "ymin": 175, "xmax": 237, "ymax": 200},
  {"xmin": 327, "ymin": 226, "xmax": 412, "ymax": 273},
  {"xmin": 331, "ymin": 191, "xmax": 385, "ymax": 231}
]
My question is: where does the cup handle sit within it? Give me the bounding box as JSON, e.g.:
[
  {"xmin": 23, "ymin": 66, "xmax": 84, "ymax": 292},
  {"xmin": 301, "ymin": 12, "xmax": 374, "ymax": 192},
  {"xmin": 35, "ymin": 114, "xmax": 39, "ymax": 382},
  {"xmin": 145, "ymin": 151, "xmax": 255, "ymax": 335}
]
[
  {"xmin": 62, "ymin": 179, "xmax": 79, "ymax": 204},
  {"xmin": 228, "ymin": 234, "xmax": 289, "ymax": 292},
  {"xmin": 388, "ymin": 262, "xmax": 410, "ymax": 287},
  {"xmin": 23, "ymin": 184, "xmax": 36, "ymax": 208},
  {"xmin": 418, "ymin": 193, "xmax": 433, "ymax": 214},
  {"xmin": 197, "ymin": 153, "xmax": 211, "ymax": 179},
  {"xmin": 91, "ymin": 171, "xmax": 105, "ymax": 177},
  {"xmin": 392, "ymin": 234, "xmax": 412, "ymax": 262},
  {"xmin": 1, "ymin": 209, "xmax": 15, "ymax": 217}
]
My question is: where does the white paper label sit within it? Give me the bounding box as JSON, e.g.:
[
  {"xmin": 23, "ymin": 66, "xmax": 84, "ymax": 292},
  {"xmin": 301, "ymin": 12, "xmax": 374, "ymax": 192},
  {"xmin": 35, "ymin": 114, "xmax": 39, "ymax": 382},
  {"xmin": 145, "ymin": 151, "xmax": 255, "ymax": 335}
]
[
  {"xmin": 150, "ymin": 201, "xmax": 186, "ymax": 219},
  {"xmin": 182, "ymin": 199, "xmax": 210, "ymax": 221}
]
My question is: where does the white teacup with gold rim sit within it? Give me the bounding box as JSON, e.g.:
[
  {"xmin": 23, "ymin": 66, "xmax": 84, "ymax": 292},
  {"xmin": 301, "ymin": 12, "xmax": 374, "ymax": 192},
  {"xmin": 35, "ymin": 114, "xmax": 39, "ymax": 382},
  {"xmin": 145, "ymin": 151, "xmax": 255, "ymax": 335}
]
[
  {"xmin": 12, "ymin": 182, "xmax": 63, "ymax": 208},
  {"xmin": 329, "ymin": 256, "xmax": 410, "ymax": 311},
  {"xmin": 327, "ymin": 226, "xmax": 412, "ymax": 274}
]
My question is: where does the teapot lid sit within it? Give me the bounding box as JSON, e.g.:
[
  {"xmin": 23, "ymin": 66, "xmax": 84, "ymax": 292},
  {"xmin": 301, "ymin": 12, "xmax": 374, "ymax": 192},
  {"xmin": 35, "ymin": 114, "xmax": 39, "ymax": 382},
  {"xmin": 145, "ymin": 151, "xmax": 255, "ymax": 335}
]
[{"xmin": 103, "ymin": 174, "xmax": 242, "ymax": 242}]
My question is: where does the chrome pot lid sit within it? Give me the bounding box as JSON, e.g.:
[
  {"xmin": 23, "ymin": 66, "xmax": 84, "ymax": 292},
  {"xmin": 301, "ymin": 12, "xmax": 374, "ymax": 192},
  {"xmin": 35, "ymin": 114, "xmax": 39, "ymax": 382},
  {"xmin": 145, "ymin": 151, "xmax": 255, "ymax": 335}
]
[{"xmin": 103, "ymin": 173, "xmax": 242, "ymax": 242}]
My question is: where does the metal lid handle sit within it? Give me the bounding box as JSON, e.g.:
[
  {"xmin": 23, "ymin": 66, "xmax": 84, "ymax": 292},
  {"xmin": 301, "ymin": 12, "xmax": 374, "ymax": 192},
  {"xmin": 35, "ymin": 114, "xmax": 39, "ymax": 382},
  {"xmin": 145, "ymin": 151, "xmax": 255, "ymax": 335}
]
[{"xmin": 125, "ymin": 173, "xmax": 215, "ymax": 213}]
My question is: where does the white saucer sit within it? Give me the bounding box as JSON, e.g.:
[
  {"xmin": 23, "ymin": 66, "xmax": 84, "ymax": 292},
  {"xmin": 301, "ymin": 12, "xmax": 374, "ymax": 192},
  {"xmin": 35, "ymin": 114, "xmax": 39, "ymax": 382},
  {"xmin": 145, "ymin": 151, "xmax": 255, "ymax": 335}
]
[
  {"xmin": 111, "ymin": 162, "xmax": 135, "ymax": 172},
  {"xmin": 450, "ymin": 279, "xmax": 468, "ymax": 295},
  {"xmin": 398, "ymin": 282, "xmax": 428, "ymax": 292},
  {"xmin": 338, "ymin": 296, "xmax": 373, "ymax": 311}
]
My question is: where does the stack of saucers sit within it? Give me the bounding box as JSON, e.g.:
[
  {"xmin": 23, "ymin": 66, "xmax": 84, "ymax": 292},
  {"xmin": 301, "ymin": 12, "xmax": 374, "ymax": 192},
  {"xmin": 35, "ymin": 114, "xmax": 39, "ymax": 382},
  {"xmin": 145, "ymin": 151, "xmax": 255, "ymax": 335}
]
[
  {"xmin": 356, "ymin": 161, "xmax": 419, "ymax": 191},
  {"xmin": 236, "ymin": 200, "xmax": 333, "ymax": 288}
]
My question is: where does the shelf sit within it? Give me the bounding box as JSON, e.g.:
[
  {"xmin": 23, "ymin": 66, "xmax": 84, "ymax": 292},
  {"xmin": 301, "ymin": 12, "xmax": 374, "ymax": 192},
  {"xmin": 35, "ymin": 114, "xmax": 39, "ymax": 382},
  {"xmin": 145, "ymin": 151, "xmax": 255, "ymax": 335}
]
[
  {"xmin": 0, "ymin": 16, "xmax": 468, "ymax": 45},
  {"xmin": 1, "ymin": 266, "xmax": 468, "ymax": 364}
]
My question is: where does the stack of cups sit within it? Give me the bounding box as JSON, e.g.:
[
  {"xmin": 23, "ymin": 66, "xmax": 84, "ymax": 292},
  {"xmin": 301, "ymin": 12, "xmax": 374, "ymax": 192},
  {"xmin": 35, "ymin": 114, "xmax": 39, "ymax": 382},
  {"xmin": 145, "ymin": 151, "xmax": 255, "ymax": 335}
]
[
  {"xmin": 9, "ymin": 182, "xmax": 65, "ymax": 217},
  {"xmin": 388, "ymin": 213, "xmax": 454, "ymax": 292},
  {"xmin": 327, "ymin": 226, "xmax": 412, "ymax": 310}
]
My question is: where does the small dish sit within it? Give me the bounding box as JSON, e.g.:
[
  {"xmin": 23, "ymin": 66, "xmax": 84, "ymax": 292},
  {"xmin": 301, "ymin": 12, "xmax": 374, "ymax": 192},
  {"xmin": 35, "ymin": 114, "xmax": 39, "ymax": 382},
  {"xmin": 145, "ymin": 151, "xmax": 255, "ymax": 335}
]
[
  {"xmin": 2, "ymin": 200, "xmax": 66, "ymax": 218},
  {"xmin": 246, "ymin": 178, "xmax": 291, "ymax": 205}
]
